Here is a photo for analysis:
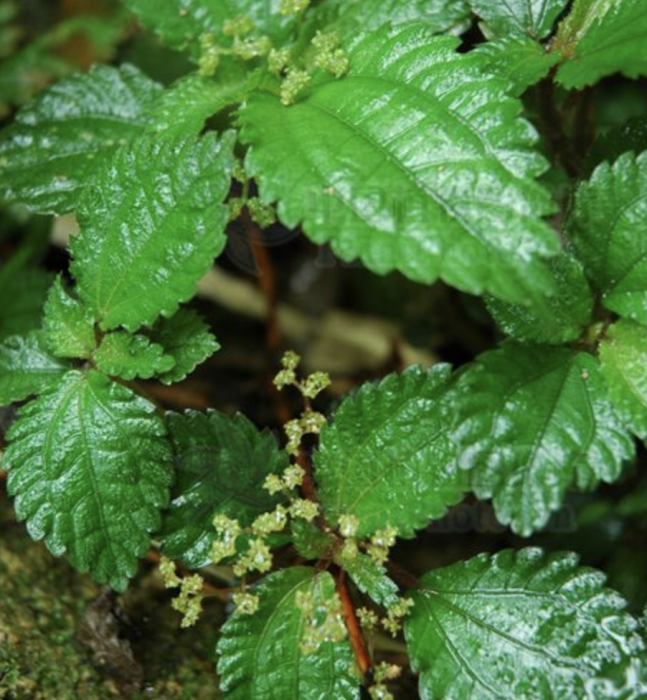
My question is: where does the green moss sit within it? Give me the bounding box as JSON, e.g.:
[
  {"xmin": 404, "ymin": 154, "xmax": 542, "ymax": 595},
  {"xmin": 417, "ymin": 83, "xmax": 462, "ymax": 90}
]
[{"xmin": 0, "ymin": 493, "xmax": 222, "ymax": 699}]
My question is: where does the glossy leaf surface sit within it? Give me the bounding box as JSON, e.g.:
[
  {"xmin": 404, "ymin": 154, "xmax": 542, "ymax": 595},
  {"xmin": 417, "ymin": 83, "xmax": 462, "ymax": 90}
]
[
  {"xmin": 3, "ymin": 371, "xmax": 173, "ymax": 591},
  {"xmin": 217, "ymin": 567, "xmax": 359, "ymax": 700},
  {"xmin": 94, "ymin": 332, "xmax": 175, "ymax": 381},
  {"xmin": 450, "ymin": 344, "xmax": 634, "ymax": 535},
  {"xmin": 343, "ymin": 553, "xmax": 400, "ymax": 608},
  {"xmin": 486, "ymin": 253, "xmax": 593, "ymax": 344},
  {"xmin": 315, "ymin": 365, "xmax": 465, "ymax": 539},
  {"xmin": 475, "ymin": 36, "xmax": 560, "ymax": 96},
  {"xmin": 313, "ymin": 0, "xmax": 471, "ymax": 39},
  {"xmin": 147, "ymin": 70, "xmax": 256, "ymax": 139},
  {"xmin": 568, "ymin": 151, "xmax": 647, "ymax": 325},
  {"xmin": 0, "ymin": 64, "xmax": 162, "ymax": 214},
  {"xmin": 405, "ymin": 548, "xmax": 647, "ymax": 700},
  {"xmin": 239, "ymin": 25, "xmax": 559, "ymax": 304},
  {"xmin": 0, "ymin": 332, "xmax": 70, "ymax": 406},
  {"xmin": 470, "ymin": 0, "xmax": 569, "ymax": 38},
  {"xmin": 600, "ymin": 320, "xmax": 647, "ymax": 440},
  {"xmin": 43, "ymin": 276, "xmax": 96, "ymax": 359},
  {"xmin": 148, "ymin": 309, "xmax": 219, "ymax": 385},
  {"xmin": 70, "ymin": 132, "xmax": 235, "ymax": 331},
  {"xmin": 555, "ymin": 0, "xmax": 647, "ymax": 89},
  {"xmin": 160, "ymin": 410, "xmax": 287, "ymax": 567}
]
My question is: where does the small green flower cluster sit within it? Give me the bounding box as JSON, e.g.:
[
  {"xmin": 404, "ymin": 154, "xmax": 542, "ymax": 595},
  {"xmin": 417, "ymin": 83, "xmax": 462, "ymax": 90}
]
[
  {"xmin": 368, "ymin": 663, "xmax": 403, "ymax": 700},
  {"xmin": 273, "ymin": 350, "xmax": 330, "ymax": 453},
  {"xmin": 159, "ymin": 557, "xmax": 205, "ymax": 628},
  {"xmin": 198, "ymin": 14, "xmax": 272, "ymax": 76}
]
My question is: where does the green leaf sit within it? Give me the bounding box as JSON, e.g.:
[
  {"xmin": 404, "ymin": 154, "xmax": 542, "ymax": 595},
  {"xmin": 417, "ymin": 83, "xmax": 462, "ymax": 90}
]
[
  {"xmin": 486, "ymin": 253, "xmax": 594, "ymax": 344},
  {"xmin": 312, "ymin": 0, "xmax": 471, "ymax": 40},
  {"xmin": 121, "ymin": 0, "xmax": 296, "ymax": 60},
  {"xmin": 450, "ymin": 343, "xmax": 634, "ymax": 535},
  {"xmin": 147, "ymin": 70, "xmax": 256, "ymax": 139},
  {"xmin": 0, "ymin": 332, "xmax": 70, "ymax": 406},
  {"xmin": 217, "ymin": 567, "xmax": 359, "ymax": 700},
  {"xmin": 600, "ymin": 320, "xmax": 647, "ymax": 440},
  {"xmin": 0, "ymin": 257, "xmax": 52, "ymax": 341},
  {"xmin": 239, "ymin": 25, "xmax": 559, "ymax": 304},
  {"xmin": 474, "ymin": 36, "xmax": 560, "ymax": 96},
  {"xmin": 405, "ymin": 548, "xmax": 647, "ymax": 700},
  {"xmin": 567, "ymin": 151, "xmax": 647, "ymax": 325},
  {"xmin": 43, "ymin": 276, "xmax": 96, "ymax": 359},
  {"xmin": 159, "ymin": 409, "xmax": 287, "ymax": 568},
  {"xmin": 315, "ymin": 365, "xmax": 465, "ymax": 539},
  {"xmin": 148, "ymin": 309, "xmax": 219, "ymax": 385},
  {"xmin": 94, "ymin": 332, "xmax": 175, "ymax": 381},
  {"xmin": 470, "ymin": 0, "xmax": 569, "ymax": 39},
  {"xmin": 555, "ymin": 0, "xmax": 647, "ymax": 89},
  {"xmin": 70, "ymin": 132, "xmax": 235, "ymax": 332},
  {"xmin": 0, "ymin": 64, "xmax": 163, "ymax": 214},
  {"xmin": 2, "ymin": 371, "xmax": 173, "ymax": 590},
  {"xmin": 342, "ymin": 553, "xmax": 400, "ymax": 608}
]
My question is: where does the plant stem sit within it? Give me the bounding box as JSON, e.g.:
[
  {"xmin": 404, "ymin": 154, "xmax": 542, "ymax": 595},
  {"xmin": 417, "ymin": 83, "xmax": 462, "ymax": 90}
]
[{"xmin": 335, "ymin": 568, "xmax": 372, "ymax": 680}]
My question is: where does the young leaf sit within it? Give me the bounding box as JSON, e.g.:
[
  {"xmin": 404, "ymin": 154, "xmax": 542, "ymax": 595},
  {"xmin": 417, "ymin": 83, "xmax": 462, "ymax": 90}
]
[
  {"xmin": 474, "ymin": 36, "xmax": 560, "ymax": 96},
  {"xmin": 0, "ymin": 64, "xmax": 163, "ymax": 214},
  {"xmin": 2, "ymin": 371, "xmax": 173, "ymax": 591},
  {"xmin": 315, "ymin": 365, "xmax": 466, "ymax": 539},
  {"xmin": 555, "ymin": 0, "xmax": 647, "ymax": 89},
  {"xmin": 599, "ymin": 320, "xmax": 647, "ymax": 440},
  {"xmin": 147, "ymin": 70, "xmax": 257, "ymax": 139},
  {"xmin": 451, "ymin": 343, "xmax": 634, "ymax": 535},
  {"xmin": 148, "ymin": 309, "xmax": 220, "ymax": 385},
  {"xmin": 567, "ymin": 151, "xmax": 647, "ymax": 325},
  {"xmin": 405, "ymin": 548, "xmax": 647, "ymax": 700},
  {"xmin": 342, "ymin": 553, "xmax": 400, "ymax": 609},
  {"xmin": 217, "ymin": 567, "xmax": 359, "ymax": 700},
  {"xmin": 312, "ymin": 0, "xmax": 471, "ymax": 40},
  {"xmin": 486, "ymin": 253, "xmax": 593, "ymax": 344},
  {"xmin": 160, "ymin": 410, "xmax": 287, "ymax": 568},
  {"xmin": 94, "ymin": 332, "xmax": 175, "ymax": 381},
  {"xmin": 43, "ymin": 276, "xmax": 96, "ymax": 359},
  {"xmin": 469, "ymin": 0, "xmax": 569, "ymax": 39},
  {"xmin": 121, "ymin": 0, "xmax": 296, "ymax": 61},
  {"xmin": 70, "ymin": 132, "xmax": 235, "ymax": 332},
  {"xmin": 239, "ymin": 25, "xmax": 560, "ymax": 305},
  {"xmin": 0, "ymin": 332, "xmax": 70, "ymax": 406}
]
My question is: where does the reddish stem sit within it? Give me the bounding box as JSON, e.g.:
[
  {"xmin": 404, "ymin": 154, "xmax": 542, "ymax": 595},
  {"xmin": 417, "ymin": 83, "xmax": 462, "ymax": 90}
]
[{"xmin": 335, "ymin": 568, "xmax": 372, "ymax": 680}]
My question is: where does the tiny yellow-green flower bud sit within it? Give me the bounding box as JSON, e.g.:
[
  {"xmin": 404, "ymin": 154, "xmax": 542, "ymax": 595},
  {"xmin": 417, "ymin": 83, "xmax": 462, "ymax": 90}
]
[
  {"xmin": 233, "ymin": 591, "xmax": 260, "ymax": 615},
  {"xmin": 290, "ymin": 498, "xmax": 319, "ymax": 522},
  {"xmin": 268, "ymin": 47, "xmax": 291, "ymax": 75},
  {"xmin": 280, "ymin": 68, "xmax": 311, "ymax": 106}
]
